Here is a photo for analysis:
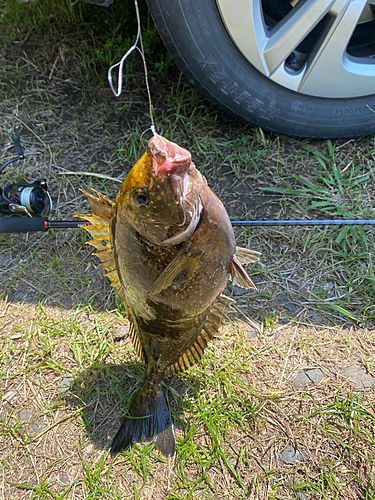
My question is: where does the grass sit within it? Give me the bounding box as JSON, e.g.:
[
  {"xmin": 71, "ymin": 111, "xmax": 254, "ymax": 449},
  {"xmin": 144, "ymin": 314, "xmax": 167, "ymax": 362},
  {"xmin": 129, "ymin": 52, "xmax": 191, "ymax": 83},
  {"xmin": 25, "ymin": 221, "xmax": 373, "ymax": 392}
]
[{"xmin": 0, "ymin": 0, "xmax": 375, "ymax": 498}]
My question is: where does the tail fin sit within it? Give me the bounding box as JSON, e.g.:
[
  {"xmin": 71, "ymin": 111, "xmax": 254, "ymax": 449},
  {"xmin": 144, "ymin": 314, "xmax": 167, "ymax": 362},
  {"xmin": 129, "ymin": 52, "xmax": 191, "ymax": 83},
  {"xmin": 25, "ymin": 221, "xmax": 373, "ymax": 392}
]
[{"xmin": 110, "ymin": 388, "xmax": 176, "ymax": 457}]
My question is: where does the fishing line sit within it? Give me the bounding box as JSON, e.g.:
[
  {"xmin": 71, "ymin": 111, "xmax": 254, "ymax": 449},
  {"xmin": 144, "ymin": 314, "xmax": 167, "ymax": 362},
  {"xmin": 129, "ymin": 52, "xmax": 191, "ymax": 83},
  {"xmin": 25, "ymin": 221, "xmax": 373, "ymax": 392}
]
[{"xmin": 108, "ymin": 0, "xmax": 156, "ymax": 134}]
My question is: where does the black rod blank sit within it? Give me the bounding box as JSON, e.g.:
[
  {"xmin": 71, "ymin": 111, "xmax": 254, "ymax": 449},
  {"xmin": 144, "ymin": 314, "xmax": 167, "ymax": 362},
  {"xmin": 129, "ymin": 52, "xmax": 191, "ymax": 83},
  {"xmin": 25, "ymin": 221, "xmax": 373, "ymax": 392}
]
[{"xmin": 230, "ymin": 219, "xmax": 375, "ymax": 226}]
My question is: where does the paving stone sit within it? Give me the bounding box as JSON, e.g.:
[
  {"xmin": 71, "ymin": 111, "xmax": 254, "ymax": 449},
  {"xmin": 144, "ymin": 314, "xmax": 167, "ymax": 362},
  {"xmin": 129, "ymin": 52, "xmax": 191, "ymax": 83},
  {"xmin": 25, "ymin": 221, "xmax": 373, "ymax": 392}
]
[
  {"xmin": 343, "ymin": 365, "xmax": 375, "ymax": 392},
  {"xmin": 294, "ymin": 368, "xmax": 324, "ymax": 390},
  {"xmin": 57, "ymin": 374, "xmax": 73, "ymax": 394},
  {"xmin": 280, "ymin": 445, "xmax": 305, "ymax": 465}
]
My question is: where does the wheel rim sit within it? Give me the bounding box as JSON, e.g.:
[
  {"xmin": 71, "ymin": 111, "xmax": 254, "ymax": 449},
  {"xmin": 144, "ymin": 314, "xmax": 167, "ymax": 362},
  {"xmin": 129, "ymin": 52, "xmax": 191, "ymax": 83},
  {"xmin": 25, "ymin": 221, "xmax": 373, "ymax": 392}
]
[{"xmin": 216, "ymin": 0, "xmax": 375, "ymax": 98}]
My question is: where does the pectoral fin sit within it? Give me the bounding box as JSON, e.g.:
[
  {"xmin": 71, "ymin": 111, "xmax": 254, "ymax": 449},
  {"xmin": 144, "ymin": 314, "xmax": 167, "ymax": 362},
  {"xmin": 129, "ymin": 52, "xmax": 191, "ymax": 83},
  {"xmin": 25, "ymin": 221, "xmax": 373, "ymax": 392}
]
[
  {"xmin": 148, "ymin": 247, "xmax": 202, "ymax": 296},
  {"xmin": 231, "ymin": 255, "xmax": 257, "ymax": 289}
]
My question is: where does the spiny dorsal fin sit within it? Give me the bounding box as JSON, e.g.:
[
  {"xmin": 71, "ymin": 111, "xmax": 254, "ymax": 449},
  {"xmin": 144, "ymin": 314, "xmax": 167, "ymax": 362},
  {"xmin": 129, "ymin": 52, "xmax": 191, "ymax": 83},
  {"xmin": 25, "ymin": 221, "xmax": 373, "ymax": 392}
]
[
  {"xmin": 77, "ymin": 191, "xmax": 121, "ymax": 295},
  {"xmin": 236, "ymin": 246, "xmax": 261, "ymax": 264},
  {"xmin": 231, "ymin": 255, "xmax": 257, "ymax": 290},
  {"xmin": 167, "ymin": 300, "xmax": 228, "ymax": 375},
  {"xmin": 80, "ymin": 189, "xmax": 114, "ymax": 217}
]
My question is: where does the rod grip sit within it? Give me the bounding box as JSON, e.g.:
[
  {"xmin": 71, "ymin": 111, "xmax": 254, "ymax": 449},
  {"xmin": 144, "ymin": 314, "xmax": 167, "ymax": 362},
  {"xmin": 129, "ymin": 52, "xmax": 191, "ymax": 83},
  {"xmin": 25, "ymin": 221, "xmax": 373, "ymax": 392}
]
[
  {"xmin": 0, "ymin": 217, "xmax": 47, "ymax": 233},
  {"xmin": 11, "ymin": 134, "xmax": 24, "ymax": 159}
]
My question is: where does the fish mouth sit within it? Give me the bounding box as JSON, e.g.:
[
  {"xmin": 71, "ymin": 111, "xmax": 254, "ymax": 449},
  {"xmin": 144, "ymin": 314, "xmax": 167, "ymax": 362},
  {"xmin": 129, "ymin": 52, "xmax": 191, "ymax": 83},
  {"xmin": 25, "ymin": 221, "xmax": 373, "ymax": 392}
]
[{"xmin": 148, "ymin": 134, "xmax": 191, "ymax": 175}]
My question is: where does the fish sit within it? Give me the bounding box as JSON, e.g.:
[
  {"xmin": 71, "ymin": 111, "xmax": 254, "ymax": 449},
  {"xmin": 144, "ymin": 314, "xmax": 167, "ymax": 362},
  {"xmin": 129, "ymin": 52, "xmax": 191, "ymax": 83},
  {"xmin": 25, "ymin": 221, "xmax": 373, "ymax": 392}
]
[{"xmin": 78, "ymin": 133, "xmax": 261, "ymax": 457}]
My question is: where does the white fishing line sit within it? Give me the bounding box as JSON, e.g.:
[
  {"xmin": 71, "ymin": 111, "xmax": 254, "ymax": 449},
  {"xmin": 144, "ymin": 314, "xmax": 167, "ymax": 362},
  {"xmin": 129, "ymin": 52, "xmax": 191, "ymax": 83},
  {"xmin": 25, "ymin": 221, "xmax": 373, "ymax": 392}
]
[{"xmin": 108, "ymin": 0, "xmax": 156, "ymax": 133}]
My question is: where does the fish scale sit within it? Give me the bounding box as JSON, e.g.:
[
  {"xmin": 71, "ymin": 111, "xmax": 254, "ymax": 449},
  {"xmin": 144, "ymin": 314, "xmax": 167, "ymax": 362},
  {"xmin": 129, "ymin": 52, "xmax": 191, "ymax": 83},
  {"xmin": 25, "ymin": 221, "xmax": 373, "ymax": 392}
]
[{"xmin": 78, "ymin": 134, "xmax": 261, "ymax": 456}]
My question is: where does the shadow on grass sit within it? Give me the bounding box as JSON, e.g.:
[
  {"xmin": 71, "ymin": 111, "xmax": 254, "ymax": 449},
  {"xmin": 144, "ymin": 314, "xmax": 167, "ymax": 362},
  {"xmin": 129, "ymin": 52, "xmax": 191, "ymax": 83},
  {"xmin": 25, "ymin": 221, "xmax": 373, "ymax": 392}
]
[{"xmin": 63, "ymin": 361, "xmax": 200, "ymax": 452}]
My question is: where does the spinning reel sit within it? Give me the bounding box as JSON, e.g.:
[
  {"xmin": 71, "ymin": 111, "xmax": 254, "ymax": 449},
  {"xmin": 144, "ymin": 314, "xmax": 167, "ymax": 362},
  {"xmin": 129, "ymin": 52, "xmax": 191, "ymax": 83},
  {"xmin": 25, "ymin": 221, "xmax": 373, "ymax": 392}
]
[{"xmin": 0, "ymin": 134, "xmax": 52, "ymax": 217}]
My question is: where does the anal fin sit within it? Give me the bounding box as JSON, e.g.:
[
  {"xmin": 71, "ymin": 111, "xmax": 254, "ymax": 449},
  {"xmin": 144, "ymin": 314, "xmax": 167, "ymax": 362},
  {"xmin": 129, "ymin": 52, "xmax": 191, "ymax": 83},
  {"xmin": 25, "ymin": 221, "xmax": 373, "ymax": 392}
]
[{"xmin": 127, "ymin": 321, "xmax": 145, "ymax": 363}]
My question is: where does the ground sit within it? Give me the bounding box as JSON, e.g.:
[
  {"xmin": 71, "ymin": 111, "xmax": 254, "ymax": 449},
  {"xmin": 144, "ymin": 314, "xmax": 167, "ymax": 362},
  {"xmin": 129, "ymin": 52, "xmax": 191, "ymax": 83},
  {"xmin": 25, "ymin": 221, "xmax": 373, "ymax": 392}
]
[{"xmin": 0, "ymin": 2, "xmax": 374, "ymax": 499}]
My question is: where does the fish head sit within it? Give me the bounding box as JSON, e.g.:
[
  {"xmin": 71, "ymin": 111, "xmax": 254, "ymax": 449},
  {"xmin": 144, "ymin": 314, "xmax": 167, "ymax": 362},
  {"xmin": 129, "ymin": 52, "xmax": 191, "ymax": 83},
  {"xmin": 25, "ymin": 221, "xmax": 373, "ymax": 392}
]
[{"xmin": 116, "ymin": 134, "xmax": 205, "ymax": 246}]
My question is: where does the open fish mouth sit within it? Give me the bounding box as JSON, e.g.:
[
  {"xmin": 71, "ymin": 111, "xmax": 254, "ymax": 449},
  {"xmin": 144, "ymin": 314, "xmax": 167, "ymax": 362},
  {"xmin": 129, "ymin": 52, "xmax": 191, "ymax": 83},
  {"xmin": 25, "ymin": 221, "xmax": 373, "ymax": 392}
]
[{"xmin": 148, "ymin": 134, "xmax": 191, "ymax": 175}]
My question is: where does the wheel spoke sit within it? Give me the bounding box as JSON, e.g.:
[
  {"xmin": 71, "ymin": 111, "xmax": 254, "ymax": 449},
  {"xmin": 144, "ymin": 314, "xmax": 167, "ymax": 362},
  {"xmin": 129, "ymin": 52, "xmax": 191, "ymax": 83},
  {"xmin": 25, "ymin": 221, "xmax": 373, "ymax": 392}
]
[
  {"xmin": 216, "ymin": 0, "xmax": 267, "ymax": 74},
  {"xmin": 263, "ymin": 0, "xmax": 335, "ymax": 75},
  {"xmin": 298, "ymin": 0, "xmax": 372, "ymax": 97}
]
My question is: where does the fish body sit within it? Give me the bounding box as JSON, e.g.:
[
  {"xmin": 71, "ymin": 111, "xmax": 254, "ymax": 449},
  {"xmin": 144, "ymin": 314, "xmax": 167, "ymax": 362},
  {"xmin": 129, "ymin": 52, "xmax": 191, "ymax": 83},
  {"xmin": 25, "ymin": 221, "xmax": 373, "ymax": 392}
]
[{"xmin": 79, "ymin": 134, "xmax": 260, "ymax": 456}]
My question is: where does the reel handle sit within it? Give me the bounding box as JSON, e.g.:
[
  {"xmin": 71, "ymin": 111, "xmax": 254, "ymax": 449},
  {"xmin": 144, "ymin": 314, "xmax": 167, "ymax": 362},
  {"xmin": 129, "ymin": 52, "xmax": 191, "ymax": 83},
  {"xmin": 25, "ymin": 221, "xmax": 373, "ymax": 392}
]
[{"xmin": 11, "ymin": 134, "xmax": 24, "ymax": 159}]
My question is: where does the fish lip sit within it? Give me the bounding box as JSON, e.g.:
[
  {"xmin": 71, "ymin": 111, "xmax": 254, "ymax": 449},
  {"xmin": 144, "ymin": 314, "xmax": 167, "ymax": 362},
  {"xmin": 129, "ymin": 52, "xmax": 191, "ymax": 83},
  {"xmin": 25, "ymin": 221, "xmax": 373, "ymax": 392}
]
[{"xmin": 148, "ymin": 134, "xmax": 191, "ymax": 174}]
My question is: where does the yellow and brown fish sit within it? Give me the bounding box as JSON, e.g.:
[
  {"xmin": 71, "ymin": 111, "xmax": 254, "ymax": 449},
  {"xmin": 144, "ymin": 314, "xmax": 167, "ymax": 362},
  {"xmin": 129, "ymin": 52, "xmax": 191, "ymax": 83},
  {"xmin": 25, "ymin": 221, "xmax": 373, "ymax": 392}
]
[{"xmin": 79, "ymin": 134, "xmax": 260, "ymax": 457}]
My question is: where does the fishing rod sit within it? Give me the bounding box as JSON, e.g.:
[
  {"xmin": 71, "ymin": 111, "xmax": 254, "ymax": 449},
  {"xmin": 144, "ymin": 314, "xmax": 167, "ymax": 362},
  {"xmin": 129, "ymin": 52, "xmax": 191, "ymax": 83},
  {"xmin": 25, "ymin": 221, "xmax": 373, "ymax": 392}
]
[
  {"xmin": 2, "ymin": 135, "xmax": 375, "ymax": 233},
  {"xmin": 2, "ymin": 217, "xmax": 375, "ymax": 233}
]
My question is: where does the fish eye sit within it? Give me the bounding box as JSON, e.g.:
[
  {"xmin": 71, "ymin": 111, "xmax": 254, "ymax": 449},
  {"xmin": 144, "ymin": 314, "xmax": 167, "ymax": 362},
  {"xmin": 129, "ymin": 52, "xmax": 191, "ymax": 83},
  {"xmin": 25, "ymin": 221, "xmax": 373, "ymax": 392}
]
[{"xmin": 133, "ymin": 188, "xmax": 149, "ymax": 207}]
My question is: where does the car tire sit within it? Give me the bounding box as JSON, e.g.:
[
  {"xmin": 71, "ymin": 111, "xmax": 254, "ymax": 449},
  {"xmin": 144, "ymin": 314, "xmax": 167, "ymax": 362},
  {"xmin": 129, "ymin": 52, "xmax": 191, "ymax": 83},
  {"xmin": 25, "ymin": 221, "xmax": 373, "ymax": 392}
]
[{"xmin": 146, "ymin": 0, "xmax": 375, "ymax": 139}]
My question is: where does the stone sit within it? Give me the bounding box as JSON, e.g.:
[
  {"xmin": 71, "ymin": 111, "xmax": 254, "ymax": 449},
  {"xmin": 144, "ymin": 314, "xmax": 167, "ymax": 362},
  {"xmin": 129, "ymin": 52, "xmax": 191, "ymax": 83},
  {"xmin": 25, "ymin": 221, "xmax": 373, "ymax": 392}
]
[
  {"xmin": 1, "ymin": 256, "xmax": 12, "ymax": 267},
  {"xmin": 0, "ymin": 403, "xmax": 12, "ymax": 421},
  {"xmin": 3, "ymin": 390, "xmax": 17, "ymax": 403},
  {"xmin": 13, "ymin": 290, "xmax": 33, "ymax": 303},
  {"xmin": 226, "ymin": 283, "xmax": 248, "ymax": 296},
  {"xmin": 280, "ymin": 445, "xmax": 305, "ymax": 465},
  {"xmin": 296, "ymin": 493, "xmax": 308, "ymax": 500},
  {"xmin": 10, "ymin": 331, "xmax": 22, "ymax": 340},
  {"xmin": 343, "ymin": 365, "xmax": 375, "ymax": 392},
  {"xmin": 57, "ymin": 374, "xmax": 73, "ymax": 394},
  {"xmin": 83, "ymin": 443, "xmax": 94, "ymax": 454},
  {"xmin": 350, "ymin": 349, "xmax": 362, "ymax": 362},
  {"xmin": 311, "ymin": 314, "xmax": 324, "ymax": 325},
  {"xmin": 31, "ymin": 422, "xmax": 47, "ymax": 434},
  {"xmin": 114, "ymin": 325, "xmax": 129, "ymax": 340},
  {"xmin": 294, "ymin": 368, "xmax": 324, "ymax": 390},
  {"xmin": 275, "ymin": 293, "xmax": 297, "ymax": 313},
  {"xmin": 60, "ymin": 474, "xmax": 70, "ymax": 485},
  {"xmin": 18, "ymin": 409, "xmax": 32, "ymax": 420},
  {"xmin": 247, "ymin": 329, "xmax": 258, "ymax": 339}
]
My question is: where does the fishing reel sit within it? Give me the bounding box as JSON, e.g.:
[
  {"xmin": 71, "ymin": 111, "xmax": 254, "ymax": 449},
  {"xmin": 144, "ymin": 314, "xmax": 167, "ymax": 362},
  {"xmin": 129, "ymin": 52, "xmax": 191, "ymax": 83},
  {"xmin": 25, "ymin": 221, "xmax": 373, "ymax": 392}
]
[{"xmin": 0, "ymin": 134, "xmax": 52, "ymax": 217}]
